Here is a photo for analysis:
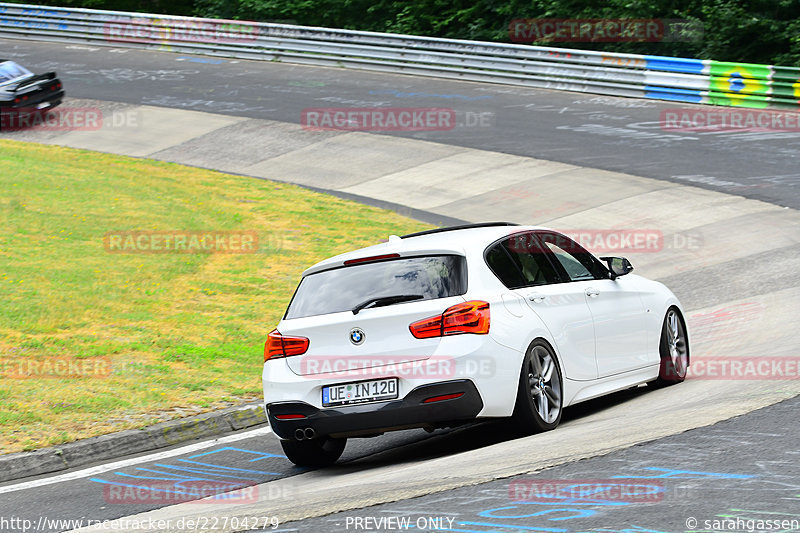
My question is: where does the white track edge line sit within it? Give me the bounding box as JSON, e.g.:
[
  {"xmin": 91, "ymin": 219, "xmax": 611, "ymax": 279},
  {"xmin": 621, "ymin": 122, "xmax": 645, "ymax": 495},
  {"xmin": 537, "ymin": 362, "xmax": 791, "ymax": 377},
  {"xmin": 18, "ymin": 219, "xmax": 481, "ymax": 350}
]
[{"xmin": 0, "ymin": 426, "xmax": 273, "ymax": 495}]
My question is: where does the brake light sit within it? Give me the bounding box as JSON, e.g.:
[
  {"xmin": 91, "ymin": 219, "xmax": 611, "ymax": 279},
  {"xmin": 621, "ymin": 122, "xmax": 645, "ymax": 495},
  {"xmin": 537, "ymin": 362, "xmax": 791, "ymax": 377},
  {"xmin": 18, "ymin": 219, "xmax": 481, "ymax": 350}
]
[
  {"xmin": 409, "ymin": 300, "xmax": 490, "ymax": 339},
  {"xmin": 264, "ymin": 329, "xmax": 309, "ymax": 361},
  {"xmin": 343, "ymin": 253, "xmax": 400, "ymax": 265},
  {"xmin": 275, "ymin": 414, "xmax": 307, "ymax": 420}
]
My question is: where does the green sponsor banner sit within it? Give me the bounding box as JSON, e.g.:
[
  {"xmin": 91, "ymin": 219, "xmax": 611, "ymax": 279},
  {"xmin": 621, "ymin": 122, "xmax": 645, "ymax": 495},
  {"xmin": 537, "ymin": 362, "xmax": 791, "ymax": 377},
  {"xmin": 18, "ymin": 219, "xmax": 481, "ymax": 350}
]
[
  {"xmin": 709, "ymin": 61, "xmax": 772, "ymax": 107},
  {"xmin": 706, "ymin": 91, "xmax": 770, "ymax": 109}
]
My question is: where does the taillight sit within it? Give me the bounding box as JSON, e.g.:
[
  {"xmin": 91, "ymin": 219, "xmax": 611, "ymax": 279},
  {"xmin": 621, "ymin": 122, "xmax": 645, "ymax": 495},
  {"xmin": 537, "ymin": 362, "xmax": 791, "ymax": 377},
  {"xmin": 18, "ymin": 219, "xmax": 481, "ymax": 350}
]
[
  {"xmin": 264, "ymin": 329, "xmax": 309, "ymax": 361},
  {"xmin": 409, "ymin": 301, "xmax": 490, "ymax": 339}
]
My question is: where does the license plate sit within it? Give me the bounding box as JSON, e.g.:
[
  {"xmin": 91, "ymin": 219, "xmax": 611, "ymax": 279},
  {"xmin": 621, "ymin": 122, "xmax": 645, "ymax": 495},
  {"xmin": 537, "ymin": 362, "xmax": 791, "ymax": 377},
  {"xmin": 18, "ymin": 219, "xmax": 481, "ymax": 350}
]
[
  {"xmin": 322, "ymin": 378, "xmax": 398, "ymax": 407},
  {"xmin": 36, "ymin": 102, "xmax": 51, "ymax": 110}
]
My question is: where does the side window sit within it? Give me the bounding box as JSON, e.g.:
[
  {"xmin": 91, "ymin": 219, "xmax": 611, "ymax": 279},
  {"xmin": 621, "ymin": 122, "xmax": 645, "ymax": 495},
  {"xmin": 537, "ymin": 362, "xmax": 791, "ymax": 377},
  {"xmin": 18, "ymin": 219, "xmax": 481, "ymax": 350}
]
[
  {"xmin": 538, "ymin": 232, "xmax": 606, "ymax": 282},
  {"xmin": 485, "ymin": 244, "xmax": 527, "ymax": 289},
  {"xmin": 485, "ymin": 233, "xmax": 561, "ymax": 288}
]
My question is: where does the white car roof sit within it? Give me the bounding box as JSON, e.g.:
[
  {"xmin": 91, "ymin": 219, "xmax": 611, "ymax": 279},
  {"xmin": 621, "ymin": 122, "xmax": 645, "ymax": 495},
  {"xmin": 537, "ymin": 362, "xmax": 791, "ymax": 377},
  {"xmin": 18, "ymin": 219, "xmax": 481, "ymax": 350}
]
[{"xmin": 302, "ymin": 223, "xmax": 549, "ymax": 276}]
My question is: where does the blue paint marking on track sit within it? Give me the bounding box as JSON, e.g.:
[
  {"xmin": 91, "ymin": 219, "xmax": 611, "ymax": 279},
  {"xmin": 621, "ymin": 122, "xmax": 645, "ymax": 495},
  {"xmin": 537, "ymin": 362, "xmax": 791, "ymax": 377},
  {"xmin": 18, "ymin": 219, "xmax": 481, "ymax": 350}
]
[
  {"xmin": 88, "ymin": 446, "xmax": 284, "ymax": 494},
  {"xmin": 174, "ymin": 460, "xmax": 280, "ymax": 475},
  {"xmin": 88, "ymin": 477, "xmax": 252, "ymax": 499},
  {"xmin": 612, "ymin": 467, "xmax": 754, "ymax": 480},
  {"xmin": 109, "ymin": 467, "xmax": 246, "ymax": 482},
  {"xmin": 187, "ymin": 446, "xmax": 285, "ymax": 460},
  {"xmin": 150, "ymin": 464, "xmax": 264, "ymax": 481},
  {"xmin": 478, "ymin": 508, "xmax": 596, "ymax": 521}
]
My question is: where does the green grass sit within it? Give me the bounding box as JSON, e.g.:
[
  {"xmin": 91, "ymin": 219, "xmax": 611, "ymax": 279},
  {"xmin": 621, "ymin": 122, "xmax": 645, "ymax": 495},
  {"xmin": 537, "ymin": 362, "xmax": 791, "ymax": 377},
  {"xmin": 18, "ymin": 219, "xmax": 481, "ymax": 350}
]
[{"xmin": 0, "ymin": 140, "xmax": 431, "ymax": 454}]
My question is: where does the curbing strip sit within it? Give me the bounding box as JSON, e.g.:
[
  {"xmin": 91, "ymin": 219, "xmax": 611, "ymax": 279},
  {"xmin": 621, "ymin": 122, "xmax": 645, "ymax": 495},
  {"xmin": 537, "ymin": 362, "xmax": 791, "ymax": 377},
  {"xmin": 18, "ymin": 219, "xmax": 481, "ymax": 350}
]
[{"xmin": 0, "ymin": 402, "xmax": 267, "ymax": 484}]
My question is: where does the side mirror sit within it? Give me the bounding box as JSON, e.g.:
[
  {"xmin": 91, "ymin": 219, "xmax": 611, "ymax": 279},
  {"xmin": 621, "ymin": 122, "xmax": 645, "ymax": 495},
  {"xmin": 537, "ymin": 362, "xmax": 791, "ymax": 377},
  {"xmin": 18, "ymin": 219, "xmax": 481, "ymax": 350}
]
[{"xmin": 600, "ymin": 256, "xmax": 633, "ymax": 279}]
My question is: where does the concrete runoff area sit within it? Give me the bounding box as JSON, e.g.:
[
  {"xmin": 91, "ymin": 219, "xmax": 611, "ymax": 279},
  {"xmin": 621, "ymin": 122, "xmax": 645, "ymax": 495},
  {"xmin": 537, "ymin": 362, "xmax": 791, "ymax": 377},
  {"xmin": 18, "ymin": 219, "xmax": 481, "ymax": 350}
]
[{"xmin": 3, "ymin": 99, "xmax": 793, "ymax": 532}]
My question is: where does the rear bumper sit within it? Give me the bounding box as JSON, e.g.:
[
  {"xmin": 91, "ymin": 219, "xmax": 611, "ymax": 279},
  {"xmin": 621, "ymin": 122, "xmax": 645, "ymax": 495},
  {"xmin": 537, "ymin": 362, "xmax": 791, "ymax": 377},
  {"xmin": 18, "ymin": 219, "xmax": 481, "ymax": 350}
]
[
  {"xmin": 1, "ymin": 75, "xmax": 64, "ymax": 111},
  {"xmin": 6, "ymin": 90, "xmax": 64, "ymax": 110},
  {"xmin": 266, "ymin": 379, "xmax": 483, "ymax": 440}
]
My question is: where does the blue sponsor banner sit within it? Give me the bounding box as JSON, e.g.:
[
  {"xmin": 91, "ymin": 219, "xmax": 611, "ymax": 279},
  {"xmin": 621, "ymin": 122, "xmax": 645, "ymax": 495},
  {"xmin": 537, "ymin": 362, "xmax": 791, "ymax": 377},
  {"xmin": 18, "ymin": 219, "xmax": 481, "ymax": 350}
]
[
  {"xmin": 644, "ymin": 85, "xmax": 704, "ymax": 103},
  {"xmin": 645, "ymin": 55, "xmax": 705, "ymax": 74}
]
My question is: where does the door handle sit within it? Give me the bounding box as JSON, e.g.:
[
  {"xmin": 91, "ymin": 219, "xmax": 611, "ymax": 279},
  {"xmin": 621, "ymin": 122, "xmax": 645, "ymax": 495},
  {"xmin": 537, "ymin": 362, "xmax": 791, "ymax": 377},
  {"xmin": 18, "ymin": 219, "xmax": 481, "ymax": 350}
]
[
  {"xmin": 528, "ymin": 294, "xmax": 546, "ymax": 303},
  {"xmin": 585, "ymin": 288, "xmax": 600, "ymax": 298}
]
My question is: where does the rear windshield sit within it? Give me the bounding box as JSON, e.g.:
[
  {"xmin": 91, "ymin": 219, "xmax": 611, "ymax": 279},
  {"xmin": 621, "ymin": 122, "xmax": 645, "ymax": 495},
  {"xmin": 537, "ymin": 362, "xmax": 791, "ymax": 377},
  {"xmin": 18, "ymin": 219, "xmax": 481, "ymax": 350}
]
[
  {"xmin": 284, "ymin": 255, "xmax": 467, "ymax": 319},
  {"xmin": 0, "ymin": 62, "xmax": 32, "ymax": 85}
]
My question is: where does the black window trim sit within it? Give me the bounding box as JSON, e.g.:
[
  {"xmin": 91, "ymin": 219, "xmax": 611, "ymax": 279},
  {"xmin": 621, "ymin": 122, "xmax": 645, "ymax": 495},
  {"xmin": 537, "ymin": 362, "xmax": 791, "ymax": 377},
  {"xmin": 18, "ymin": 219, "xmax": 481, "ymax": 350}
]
[
  {"xmin": 483, "ymin": 240, "xmax": 531, "ymax": 290},
  {"xmin": 483, "ymin": 230, "xmax": 610, "ymax": 290},
  {"xmin": 535, "ymin": 230, "xmax": 610, "ymax": 282},
  {"xmin": 483, "ymin": 231, "xmax": 564, "ymax": 289}
]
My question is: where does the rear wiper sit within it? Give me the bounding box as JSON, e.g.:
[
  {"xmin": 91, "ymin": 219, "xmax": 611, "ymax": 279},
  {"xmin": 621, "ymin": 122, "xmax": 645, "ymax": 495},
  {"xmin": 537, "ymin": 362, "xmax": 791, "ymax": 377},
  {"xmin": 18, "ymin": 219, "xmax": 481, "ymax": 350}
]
[{"xmin": 352, "ymin": 294, "xmax": 424, "ymax": 315}]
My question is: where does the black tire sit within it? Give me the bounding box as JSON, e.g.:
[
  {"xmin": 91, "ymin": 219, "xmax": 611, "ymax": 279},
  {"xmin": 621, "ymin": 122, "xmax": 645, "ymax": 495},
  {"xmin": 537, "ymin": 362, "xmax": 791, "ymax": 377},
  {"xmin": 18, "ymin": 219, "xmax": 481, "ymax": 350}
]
[
  {"xmin": 511, "ymin": 340, "xmax": 563, "ymax": 434},
  {"xmin": 280, "ymin": 436, "xmax": 346, "ymax": 467},
  {"xmin": 650, "ymin": 307, "xmax": 689, "ymax": 387}
]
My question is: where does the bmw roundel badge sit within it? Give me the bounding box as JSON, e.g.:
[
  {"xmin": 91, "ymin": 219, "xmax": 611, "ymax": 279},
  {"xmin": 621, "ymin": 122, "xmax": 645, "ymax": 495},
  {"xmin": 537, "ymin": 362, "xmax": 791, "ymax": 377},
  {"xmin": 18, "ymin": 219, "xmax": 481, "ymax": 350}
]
[{"xmin": 350, "ymin": 328, "xmax": 365, "ymax": 345}]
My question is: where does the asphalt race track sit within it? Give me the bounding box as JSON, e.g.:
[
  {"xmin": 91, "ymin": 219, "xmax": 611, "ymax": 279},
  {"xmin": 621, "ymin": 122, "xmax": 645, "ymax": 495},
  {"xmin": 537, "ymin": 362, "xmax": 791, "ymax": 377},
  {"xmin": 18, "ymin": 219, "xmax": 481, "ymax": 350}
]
[
  {"xmin": 2, "ymin": 38, "xmax": 800, "ymax": 209},
  {"xmin": 0, "ymin": 36, "xmax": 798, "ymax": 533},
  {"xmin": 288, "ymin": 395, "xmax": 800, "ymax": 533}
]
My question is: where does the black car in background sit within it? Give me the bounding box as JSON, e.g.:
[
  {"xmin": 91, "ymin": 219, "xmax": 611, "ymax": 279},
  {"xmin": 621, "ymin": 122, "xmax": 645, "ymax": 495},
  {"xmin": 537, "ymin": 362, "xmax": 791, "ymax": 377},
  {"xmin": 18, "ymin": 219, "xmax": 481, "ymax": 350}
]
[{"xmin": 0, "ymin": 60, "xmax": 64, "ymax": 127}]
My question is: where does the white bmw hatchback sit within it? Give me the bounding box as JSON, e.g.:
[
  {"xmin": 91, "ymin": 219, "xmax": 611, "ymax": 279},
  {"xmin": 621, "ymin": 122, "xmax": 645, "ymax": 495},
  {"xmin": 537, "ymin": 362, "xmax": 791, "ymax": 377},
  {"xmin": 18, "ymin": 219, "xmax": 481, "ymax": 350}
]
[{"xmin": 263, "ymin": 223, "xmax": 689, "ymax": 466}]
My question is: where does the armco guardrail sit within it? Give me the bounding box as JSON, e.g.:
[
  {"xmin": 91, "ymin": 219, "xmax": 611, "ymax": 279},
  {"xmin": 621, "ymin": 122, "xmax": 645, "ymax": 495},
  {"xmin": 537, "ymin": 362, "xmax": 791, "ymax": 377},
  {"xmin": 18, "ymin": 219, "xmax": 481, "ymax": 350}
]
[{"xmin": 1, "ymin": 3, "xmax": 799, "ymax": 109}]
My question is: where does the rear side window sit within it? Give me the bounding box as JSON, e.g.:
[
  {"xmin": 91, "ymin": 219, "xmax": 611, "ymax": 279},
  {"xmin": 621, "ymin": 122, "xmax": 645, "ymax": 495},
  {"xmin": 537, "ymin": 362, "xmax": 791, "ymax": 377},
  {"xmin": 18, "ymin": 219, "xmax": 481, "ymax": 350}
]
[
  {"xmin": 285, "ymin": 255, "xmax": 467, "ymax": 319},
  {"xmin": 485, "ymin": 244, "xmax": 527, "ymax": 289},
  {"xmin": 485, "ymin": 233, "xmax": 561, "ymax": 289}
]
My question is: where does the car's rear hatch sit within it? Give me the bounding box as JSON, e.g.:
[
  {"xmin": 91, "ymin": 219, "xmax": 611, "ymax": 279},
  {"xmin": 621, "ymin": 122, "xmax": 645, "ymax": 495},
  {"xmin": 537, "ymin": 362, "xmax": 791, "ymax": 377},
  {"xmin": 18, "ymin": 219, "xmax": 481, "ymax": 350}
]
[{"xmin": 278, "ymin": 254, "xmax": 468, "ymax": 376}]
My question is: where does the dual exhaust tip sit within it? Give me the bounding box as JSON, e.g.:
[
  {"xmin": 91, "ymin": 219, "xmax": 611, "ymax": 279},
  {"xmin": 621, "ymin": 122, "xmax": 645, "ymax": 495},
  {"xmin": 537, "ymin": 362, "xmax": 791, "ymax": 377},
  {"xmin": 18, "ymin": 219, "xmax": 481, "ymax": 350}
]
[{"xmin": 294, "ymin": 427, "xmax": 317, "ymax": 441}]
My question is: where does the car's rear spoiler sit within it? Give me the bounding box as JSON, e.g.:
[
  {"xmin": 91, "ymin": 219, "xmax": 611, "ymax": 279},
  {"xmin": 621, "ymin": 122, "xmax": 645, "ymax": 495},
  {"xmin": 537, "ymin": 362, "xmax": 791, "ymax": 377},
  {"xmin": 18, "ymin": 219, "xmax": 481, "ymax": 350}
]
[{"xmin": 12, "ymin": 72, "xmax": 57, "ymax": 91}]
